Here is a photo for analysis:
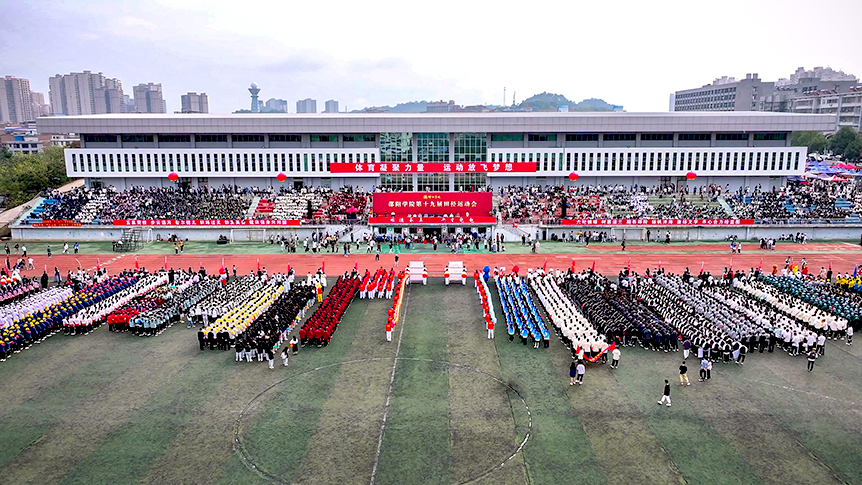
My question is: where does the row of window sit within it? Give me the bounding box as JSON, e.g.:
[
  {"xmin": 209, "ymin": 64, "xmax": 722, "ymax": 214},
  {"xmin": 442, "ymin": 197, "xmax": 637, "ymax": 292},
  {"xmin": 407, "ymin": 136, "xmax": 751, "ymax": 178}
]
[
  {"xmin": 89, "ymin": 132, "xmax": 783, "ymax": 146},
  {"xmin": 676, "ymin": 87, "xmax": 737, "ymax": 98},
  {"xmin": 70, "ymin": 151, "xmax": 376, "ymax": 174},
  {"xmin": 496, "ymin": 133, "xmax": 754, "ymax": 142},
  {"xmin": 487, "ymin": 150, "xmax": 801, "ymax": 173},
  {"xmin": 86, "ymin": 134, "xmax": 371, "ymax": 144}
]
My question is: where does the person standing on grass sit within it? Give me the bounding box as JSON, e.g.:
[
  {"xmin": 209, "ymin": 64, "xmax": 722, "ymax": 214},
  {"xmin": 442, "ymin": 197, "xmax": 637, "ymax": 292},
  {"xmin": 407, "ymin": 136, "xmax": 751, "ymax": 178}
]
[
  {"xmin": 575, "ymin": 361, "xmax": 585, "ymax": 385},
  {"xmin": 807, "ymin": 349, "xmax": 817, "ymax": 372},
  {"xmin": 679, "ymin": 361, "xmax": 690, "ymax": 386},
  {"xmin": 610, "ymin": 346, "xmax": 621, "ymax": 368},
  {"xmin": 658, "ymin": 379, "xmax": 671, "ymax": 406}
]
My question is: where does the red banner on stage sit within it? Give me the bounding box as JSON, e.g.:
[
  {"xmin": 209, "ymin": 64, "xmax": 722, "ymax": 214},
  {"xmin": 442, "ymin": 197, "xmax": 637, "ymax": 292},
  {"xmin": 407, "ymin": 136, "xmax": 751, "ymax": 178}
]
[
  {"xmin": 330, "ymin": 162, "xmax": 535, "ymax": 173},
  {"xmin": 112, "ymin": 219, "xmax": 301, "ymax": 227},
  {"xmin": 561, "ymin": 218, "xmax": 754, "ymax": 226},
  {"xmin": 32, "ymin": 220, "xmax": 81, "ymax": 227},
  {"xmin": 368, "ymin": 216, "xmax": 496, "ymax": 225},
  {"xmin": 373, "ymin": 192, "xmax": 492, "ymax": 217}
]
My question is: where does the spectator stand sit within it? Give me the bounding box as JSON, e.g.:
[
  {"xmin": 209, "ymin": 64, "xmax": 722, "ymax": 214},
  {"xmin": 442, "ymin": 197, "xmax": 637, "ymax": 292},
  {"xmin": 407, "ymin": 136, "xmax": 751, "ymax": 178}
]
[{"xmin": 444, "ymin": 261, "xmax": 466, "ymax": 286}]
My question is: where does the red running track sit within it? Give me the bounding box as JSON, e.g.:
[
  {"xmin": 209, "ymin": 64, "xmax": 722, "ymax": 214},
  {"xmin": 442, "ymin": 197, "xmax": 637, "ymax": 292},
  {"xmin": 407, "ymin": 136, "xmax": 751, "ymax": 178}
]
[{"xmin": 10, "ymin": 242, "xmax": 862, "ymax": 279}]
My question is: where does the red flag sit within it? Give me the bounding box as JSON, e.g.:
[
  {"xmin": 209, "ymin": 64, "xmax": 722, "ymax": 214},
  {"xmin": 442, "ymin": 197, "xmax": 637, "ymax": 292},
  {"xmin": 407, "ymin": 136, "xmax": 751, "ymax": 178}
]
[
  {"xmin": 135, "ymin": 256, "xmax": 139, "ymax": 270},
  {"xmin": 257, "ymin": 258, "xmax": 260, "ymax": 271},
  {"xmin": 658, "ymin": 260, "xmax": 662, "ymax": 270},
  {"xmin": 513, "ymin": 222, "xmax": 518, "ymax": 228},
  {"xmin": 97, "ymin": 258, "xmax": 101, "ymax": 271},
  {"xmin": 757, "ymin": 258, "xmax": 762, "ymax": 271},
  {"xmin": 354, "ymin": 262, "xmax": 358, "ymax": 271},
  {"xmin": 583, "ymin": 341, "xmax": 616, "ymax": 363},
  {"xmin": 700, "ymin": 261, "xmax": 704, "ymax": 273},
  {"xmin": 322, "ymin": 260, "xmax": 325, "ymax": 273},
  {"xmin": 163, "ymin": 256, "xmax": 167, "ymax": 271},
  {"xmin": 571, "ymin": 260, "xmax": 576, "ymax": 272},
  {"xmin": 591, "ymin": 261, "xmax": 595, "ymax": 272},
  {"xmin": 221, "ymin": 257, "xmax": 225, "ymax": 272},
  {"xmin": 287, "ymin": 264, "xmax": 291, "ymax": 274},
  {"xmin": 543, "ymin": 258, "xmax": 547, "ymax": 273}
]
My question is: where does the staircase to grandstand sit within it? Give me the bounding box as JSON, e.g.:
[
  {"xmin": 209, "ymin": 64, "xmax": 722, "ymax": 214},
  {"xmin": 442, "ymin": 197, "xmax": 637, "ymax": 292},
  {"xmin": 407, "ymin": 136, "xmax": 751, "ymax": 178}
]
[
  {"xmin": 113, "ymin": 229, "xmax": 144, "ymax": 252},
  {"xmin": 246, "ymin": 196, "xmax": 262, "ymax": 219},
  {"xmin": 717, "ymin": 197, "xmax": 737, "ymax": 217},
  {"xmin": 835, "ymin": 198, "xmax": 861, "ymax": 222}
]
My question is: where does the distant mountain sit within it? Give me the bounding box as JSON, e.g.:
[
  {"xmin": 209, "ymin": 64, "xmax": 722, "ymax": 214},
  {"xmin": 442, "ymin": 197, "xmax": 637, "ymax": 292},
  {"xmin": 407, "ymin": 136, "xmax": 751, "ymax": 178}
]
[
  {"xmin": 518, "ymin": 92, "xmax": 616, "ymax": 112},
  {"xmin": 352, "ymin": 101, "xmax": 430, "ymax": 113},
  {"xmin": 349, "ymin": 93, "xmax": 618, "ymax": 113}
]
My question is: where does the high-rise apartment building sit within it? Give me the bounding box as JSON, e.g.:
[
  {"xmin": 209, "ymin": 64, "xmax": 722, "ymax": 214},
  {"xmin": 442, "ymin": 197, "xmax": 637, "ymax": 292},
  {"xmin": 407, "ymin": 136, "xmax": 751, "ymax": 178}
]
[
  {"xmin": 324, "ymin": 99, "xmax": 339, "ymax": 113},
  {"xmin": 133, "ymin": 83, "xmax": 166, "ymax": 113},
  {"xmin": 296, "ymin": 98, "xmax": 317, "ymax": 113},
  {"xmin": 0, "ymin": 76, "xmax": 34, "ymax": 123},
  {"xmin": 181, "ymin": 92, "xmax": 209, "ymax": 113},
  {"xmin": 265, "ymin": 98, "xmax": 288, "ymax": 112},
  {"xmin": 30, "ymin": 91, "xmax": 51, "ymax": 117},
  {"xmin": 49, "ymin": 71, "xmax": 125, "ymax": 115}
]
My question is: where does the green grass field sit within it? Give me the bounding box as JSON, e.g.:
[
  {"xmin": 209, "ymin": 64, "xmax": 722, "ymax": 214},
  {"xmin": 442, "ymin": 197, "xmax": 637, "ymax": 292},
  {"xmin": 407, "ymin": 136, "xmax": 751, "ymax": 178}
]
[{"xmin": 1, "ymin": 280, "xmax": 861, "ymax": 484}]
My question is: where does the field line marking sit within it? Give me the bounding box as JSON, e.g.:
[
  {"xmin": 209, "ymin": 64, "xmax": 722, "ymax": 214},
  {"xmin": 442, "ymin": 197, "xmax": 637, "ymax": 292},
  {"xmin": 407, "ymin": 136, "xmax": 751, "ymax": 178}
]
[{"xmin": 369, "ymin": 286, "xmax": 410, "ymax": 485}]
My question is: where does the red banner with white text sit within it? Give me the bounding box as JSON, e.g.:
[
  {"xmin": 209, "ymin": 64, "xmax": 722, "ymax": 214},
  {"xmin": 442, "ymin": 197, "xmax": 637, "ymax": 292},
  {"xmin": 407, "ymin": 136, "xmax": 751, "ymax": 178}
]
[
  {"xmin": 368, "ymin": 216, "xmax": 496, "ymax": 225},
  {"xmin": 373, "ymin": 192, "xmax": 492, "ymax": 217},
  {"xmin": 561, "ymin": 218, "xmax": 754, "ymax": 226},
  {"xmin": 112, "ymin": 219, "xmax": 301, "ymax": 227},
  {"xmin": 330, "ymin": 162, "xmax": 535, "ymax": 173}
]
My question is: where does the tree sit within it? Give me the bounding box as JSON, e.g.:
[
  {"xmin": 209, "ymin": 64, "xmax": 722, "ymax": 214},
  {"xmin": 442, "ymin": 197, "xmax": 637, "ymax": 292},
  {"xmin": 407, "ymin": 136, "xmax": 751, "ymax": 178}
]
[
  {"xmin": 0, "ymin": 146, "xmax": 70, "ymax": 206},
  {"xmin": 844, "ymin": 137, "xmax": 862, "ymax": 161},
  {"xmin": 791, "ymin": 131, "xmax": 828, "ymax": 154},
  {"xmin": 829, "ymin": 126, "xmax": 860, "ymax": 156}
]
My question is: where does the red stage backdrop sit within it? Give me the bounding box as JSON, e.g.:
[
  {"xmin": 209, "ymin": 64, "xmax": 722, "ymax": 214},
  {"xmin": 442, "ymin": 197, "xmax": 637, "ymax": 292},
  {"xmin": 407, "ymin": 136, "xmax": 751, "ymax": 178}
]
[
  {"xmin": 368, "ymin": 216, "xmax": 496, "ymax": 225},
  {"xmin": 330, "ymin": 162, "xmax": 535, "ymax": 173},
  {"xmin": 561, "ymin": 218, "xmax": 754, "ymax": 226},
  {"xmin": 112, "ymin": 219, "xmax": 301, "ymax": 227},
  {"xmin": 373, "ymin": 192, "xmax": 492, "ymax": 217}
]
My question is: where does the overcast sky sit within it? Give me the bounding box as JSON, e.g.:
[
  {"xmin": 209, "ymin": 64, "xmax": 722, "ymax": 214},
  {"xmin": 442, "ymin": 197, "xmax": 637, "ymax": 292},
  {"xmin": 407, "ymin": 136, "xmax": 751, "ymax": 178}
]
[{"xmin": 3, "ymin": 0, "xmax": 860, "ymax": 114}]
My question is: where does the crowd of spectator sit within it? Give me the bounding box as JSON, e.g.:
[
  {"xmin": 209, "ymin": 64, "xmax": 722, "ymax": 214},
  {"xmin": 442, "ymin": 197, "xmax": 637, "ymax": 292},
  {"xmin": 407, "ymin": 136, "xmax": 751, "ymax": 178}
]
[{"xmin": 726, "ymin": 181, "xmax": 855, "ymax": 222}]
